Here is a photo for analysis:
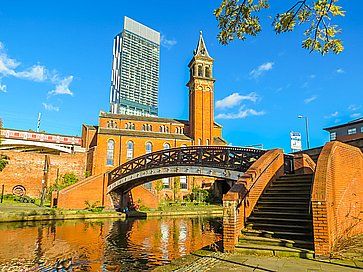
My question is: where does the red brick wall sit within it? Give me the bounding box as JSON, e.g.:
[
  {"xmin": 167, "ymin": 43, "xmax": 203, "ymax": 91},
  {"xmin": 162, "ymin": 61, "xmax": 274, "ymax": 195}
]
[
  {"xmin": 312, "ymin": 141, "xmax": 363, "ymax": 256},
  {"xmin": 222, "ymin": 149, "xmax": 285, "ymax": 252},
  {"xmin": 293, "ymin": 153, "xmax": 316, "ymax": 174},
  {"xmin": 0, "ymin": 150, "xmax": 86, "ymax": 198},
  {"xmin": 56, "ymin": 172, "xmax": 112, "ymax": 209}
]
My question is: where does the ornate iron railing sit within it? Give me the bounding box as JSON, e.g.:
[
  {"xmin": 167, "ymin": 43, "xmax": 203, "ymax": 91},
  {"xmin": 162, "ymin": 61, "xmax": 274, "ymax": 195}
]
[{"xmin": 108, "ymin": 146, "xmax": 267, "ymax": 188}]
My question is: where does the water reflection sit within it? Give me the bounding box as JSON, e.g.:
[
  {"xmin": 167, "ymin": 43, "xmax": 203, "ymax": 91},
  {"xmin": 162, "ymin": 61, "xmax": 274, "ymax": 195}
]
[{"xmin": 0, "ymin": 216, "xmax": 222, "ymax": 271}]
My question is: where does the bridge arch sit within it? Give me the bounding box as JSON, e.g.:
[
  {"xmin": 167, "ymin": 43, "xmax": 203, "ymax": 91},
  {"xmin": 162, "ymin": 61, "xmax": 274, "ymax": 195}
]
[{"xmin": 107, "ymin": 146, "xmax": 266, "ymax": 193}]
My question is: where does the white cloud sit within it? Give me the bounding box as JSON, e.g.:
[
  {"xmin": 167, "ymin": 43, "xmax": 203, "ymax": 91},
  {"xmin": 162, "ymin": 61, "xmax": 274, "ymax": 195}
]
[
  {"xmin": 350, "ymin": 113, "xmax": 361, "ymax": 118},
  {"xmin": 0, "ymin": 83, "xmax": 6, "ymax": 92},
  {"xmin": 324, "ymin": 111, "xmax": 339, "ymax": 119},
  {"xmin": 250, "ymin": 62, "xmax": 274, "ymax": 78},
  {"xmin": 216, "ymin": 92, "xmax": 258, "ymax": 109},
  {"xmin": 304, "ymin": 95, "xmax": 317, "ymax": 104},
  {"xmin": 161, "ymin": 35, "xmax": 177, "ymax": 49},
  {"xmin": 0, "ymin": 53, "xmax": 19, "ymax": 76},
  {"xmin": 348, "ymin": 104, "xmax": 361, "ymax": 112},
  {"xmin": 42, "ymin": 103, "xmax": 59, "ymax": 112},
  {"xmin": 48, "ymin": 75, "xmax": 74, "ymax": 96},
  {"xmin": 15, "ymin": 65, "xmax": 47, "ymax": 81},
  {"xmin": 0, "ymin": 41, "xmax": 74, "ymax": 95},
  {"xmin": 309, "ymin": 74, "xmax": 316, "ymax": 79},
  {"xmin": 216, "ymin": 108, "xmax": 265, "ymax": 119},
  {"xmin": 336, "ymin": 68, "xmax": 345, "ymax": 74}
]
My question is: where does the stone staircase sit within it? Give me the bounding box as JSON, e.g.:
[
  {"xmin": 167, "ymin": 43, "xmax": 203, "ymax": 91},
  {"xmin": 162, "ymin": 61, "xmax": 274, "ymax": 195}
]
[{"xmin": 237, "ymin": 174, "xmax": 314, "ymax": 258}]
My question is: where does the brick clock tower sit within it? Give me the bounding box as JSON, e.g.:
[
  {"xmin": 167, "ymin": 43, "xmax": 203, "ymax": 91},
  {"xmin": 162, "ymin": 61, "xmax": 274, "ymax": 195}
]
[{"xmin": 187, "ymin": 31, "xmax": 215, "ymax": 145}]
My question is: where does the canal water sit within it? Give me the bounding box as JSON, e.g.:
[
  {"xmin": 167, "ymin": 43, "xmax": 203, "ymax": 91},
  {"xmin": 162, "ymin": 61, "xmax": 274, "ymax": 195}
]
[{"xmin": 0, "ymin": 216, "xmax": 222, "ymax": 271}]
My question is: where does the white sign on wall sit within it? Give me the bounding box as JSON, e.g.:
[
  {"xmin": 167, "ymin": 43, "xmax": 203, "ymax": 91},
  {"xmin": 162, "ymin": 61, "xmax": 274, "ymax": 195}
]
[{"xmin": 290, "ymin": 131, "xmax": 302, "ymax": 151}]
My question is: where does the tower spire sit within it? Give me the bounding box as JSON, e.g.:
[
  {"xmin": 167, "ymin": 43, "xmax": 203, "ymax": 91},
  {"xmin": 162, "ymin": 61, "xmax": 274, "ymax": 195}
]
[{"xmin": 194, "ymin": 30, "xmax": 211, "ymax": 58}]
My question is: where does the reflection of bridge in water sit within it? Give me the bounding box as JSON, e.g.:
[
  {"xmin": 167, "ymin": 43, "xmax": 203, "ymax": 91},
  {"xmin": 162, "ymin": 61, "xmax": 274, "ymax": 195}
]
[{"xmin": 107, "ymin": 146, "xmax": 268, "ymax": 194}]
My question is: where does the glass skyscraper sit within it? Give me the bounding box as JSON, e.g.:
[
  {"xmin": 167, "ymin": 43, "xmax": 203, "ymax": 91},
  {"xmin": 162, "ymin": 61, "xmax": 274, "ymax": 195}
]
[{"xmin": 110, "ymin": 17, "xmax": 160, "ymax": 116}]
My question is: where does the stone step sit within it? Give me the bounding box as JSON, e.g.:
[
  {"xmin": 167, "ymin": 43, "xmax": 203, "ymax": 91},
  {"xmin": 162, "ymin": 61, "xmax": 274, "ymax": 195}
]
[
  {"xmin": 266, "ymin": 187, "xmax": 310, "ymax": 192},
  {"xmin": 263, "ymin": 191, "xmax": 310, "ymax": 196},
  {"xmin": 259, "ymin": 196, "xmax": 310, "ymax": 202},
  {"xmin": 252, "ymin": 211, "xmax": 311, "ymax": 219},
  {"xmin": 238, "ymin": 235, "xmax": 295, "ymax": 248},
  {"xmin": 274, "ymin": 177, "xmax": 313, "ymax": 183},
  {"xmin": 268, "ymin": 230, "xmax": 313, "ymax": 241},
  {"xmin": 256, "ymin": 201, "xmax": 308, "ymax": 206},
  {"xmin": 270, "ymin": 183, "xmax": 311, "ymax": 188},
  {"xmin": 235, "ymin": 243, "xmax": 314, "ymax": 258},
  {"xmin": 248, "ymin": 222, "xmax": 312, "ymax": 231},
  {"xmin": 241, "ymin": 229, "xmax": 274, "ymax": 238},
  {"xmin": 255, "ymin": 206, "xmax": 309, "ymax": 214},
  {"xmin": 248, "ymin": 217, "xmax": 312, "ymax": 224},
  {"xmin": 278, "ymin": 176, "xmax": 313, "ymax": 181}
]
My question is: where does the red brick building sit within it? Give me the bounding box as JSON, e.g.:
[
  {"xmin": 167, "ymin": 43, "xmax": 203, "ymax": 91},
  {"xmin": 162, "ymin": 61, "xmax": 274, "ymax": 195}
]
[{"xmin": 80, "ymin": 32, "xmax": 226, "ymax": 203}]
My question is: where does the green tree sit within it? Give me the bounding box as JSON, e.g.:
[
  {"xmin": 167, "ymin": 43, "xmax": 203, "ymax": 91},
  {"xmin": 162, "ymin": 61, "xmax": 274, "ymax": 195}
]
[
  {"xmin": 214, "ymin": 0, "xmax": 345, "ymax": 55},
  {"xmin": 48, "ymin": 172, "xmax": 79, "ymax": 199},
  {"xmin": 173, "ymin": 177, "xmax": 181, "ymax": 201},
  {"xmin": 0, "ymin": 154, "xmax": 9, "ymax": 172}
]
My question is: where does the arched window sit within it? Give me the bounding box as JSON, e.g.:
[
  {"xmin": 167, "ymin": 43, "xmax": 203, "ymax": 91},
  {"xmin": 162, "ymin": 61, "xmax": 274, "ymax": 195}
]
[
  {"xmin": 205, "ymin": 66, "xmax": 211, "ymax": 78},
  {"xmin": 159, "ymin": 126, "xmax": 163, "ymax": 132},
  {"xmin": 131, "ymin": 123, "xmax": 135, "ymax": 130},
  {"xmin": 198, "ymin": 65, "xmax": 203, "ymax": 77},
  {"xmin": 126, "ymin": 140, "xmax": 134, "ymax": 160},
  {"xmin": 125, "ymin": 123, "xmax": 129, "ymax": 129},
  {"xmin": 142, "ymin": 124, "xmax": 146, "ymax": 131},
  {"xmin": 165, "ymin": 126, "xmax": 169, "ymax": 133},
  {"xmin": 163, "ymin": 142, "xmax": 171, "ymax": 150},
  {"xmin": 198, "ymin": 139, "xmax": 202, "ymax": 146},
  {"xmin": 145, "ymin": 142, "xmax": 152, "ymax": 154},
  {"xmin": 149, "ymin": 124, "xmax": 152, "ymax": 131},
  {"xmin": 206, "ymin": 139, "xmax": 210, "ymax": 146},
  {"xmin": 106, "ymin": 139, "xmax": 115, "ymax": 166}
]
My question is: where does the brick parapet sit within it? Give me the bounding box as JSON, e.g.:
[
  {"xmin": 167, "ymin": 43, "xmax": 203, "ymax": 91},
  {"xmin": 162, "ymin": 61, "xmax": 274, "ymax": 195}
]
[
  {"xmin": 312, "ymin": 141, "xmax": 363, "ymax": 256},
  {"xmin": 222, "ymin": 149, "xmax": 285, "ymax": 252},
  {"xmin": 294, "ymin": 153, "xmax": 316, "ymax": 174}
]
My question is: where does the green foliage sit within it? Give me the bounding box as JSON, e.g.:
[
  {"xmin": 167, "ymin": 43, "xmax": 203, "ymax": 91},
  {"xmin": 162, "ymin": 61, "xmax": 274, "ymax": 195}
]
[
  {"xmin": 190, "ymin": 187, "xmax": 210, "ymax": 203},
  {"xmin": 0, "ymin": 154, "xmax": 9, "ymax": 172},
  {"xmin": 173, "ymin": 177, "xmax": 181, "ymax": 200},
  {"xmin": 47, "ymin": 172, "xmax": 79, "ymax": 199},
  {"xmin": 155, "ymin": 179, "xmax": 163, "ymax": 193},
  {"xmin": 84, "ymin": 170, "xmax": 91, "ymax": 178},
  {"xmin": 84, "ymin": 200, "xmax": 104, "ymax": 212},
  {"xmin": 215, "ymin": 0, "xmax": 345, "ymax": 55}
]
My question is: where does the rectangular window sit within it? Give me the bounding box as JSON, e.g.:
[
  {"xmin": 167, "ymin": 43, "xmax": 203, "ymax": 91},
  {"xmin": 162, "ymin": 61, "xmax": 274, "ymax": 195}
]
[
  {"xmin": 348, "ymin": 128, "xmax": 357, "ymax": 135},
  {"xmin": 361, "ymin": 127, "xmax": 363, "ymax": 133},
  {"xmin": 162, "ymin": 178, "xmax": 170, "ymax": 189},
  {"xmin": 180, "ymin": 176, "xmax": 187, "ymax": 190},
  {"xmin": 330, "ymin": 132, "xmax": 336, "ymax": 141}
]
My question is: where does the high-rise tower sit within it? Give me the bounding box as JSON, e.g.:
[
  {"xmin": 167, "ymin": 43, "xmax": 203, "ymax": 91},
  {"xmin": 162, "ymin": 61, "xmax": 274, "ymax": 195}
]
[
  {"xmin": 110, "ymin": 17, "xmax": 160, "ymax": 116},
  {"xmin": 187, "ymin": 31, "xmax": 215, "ymax": 145}
]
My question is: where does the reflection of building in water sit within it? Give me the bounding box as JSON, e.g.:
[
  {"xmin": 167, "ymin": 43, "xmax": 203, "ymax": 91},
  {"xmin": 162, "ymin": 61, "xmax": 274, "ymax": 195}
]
[{"xmin": 0, "ymin": 217, "xmax": 221, "ymax": 271}]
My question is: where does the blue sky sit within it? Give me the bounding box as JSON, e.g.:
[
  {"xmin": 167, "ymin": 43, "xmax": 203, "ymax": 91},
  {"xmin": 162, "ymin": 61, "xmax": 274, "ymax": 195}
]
[{"xmin": 0, "ymin": 0, "xmax": 362, "ymax": 151}]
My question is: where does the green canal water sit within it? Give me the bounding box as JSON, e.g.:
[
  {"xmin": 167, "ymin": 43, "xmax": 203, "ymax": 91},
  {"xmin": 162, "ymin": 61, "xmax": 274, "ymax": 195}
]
[{"xmin": 0, "ymin": 216, "xmax": 222, "ymax": 271}]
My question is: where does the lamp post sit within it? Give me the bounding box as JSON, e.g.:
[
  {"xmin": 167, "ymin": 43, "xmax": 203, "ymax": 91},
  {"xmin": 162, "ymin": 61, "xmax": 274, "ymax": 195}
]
[{"xmin": 298, "ymin": 115, "xmax": 310, "ymax": 150}]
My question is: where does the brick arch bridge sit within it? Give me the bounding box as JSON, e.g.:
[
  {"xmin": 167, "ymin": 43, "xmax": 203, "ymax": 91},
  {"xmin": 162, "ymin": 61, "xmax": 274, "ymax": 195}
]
[{"xmin": 107, "ymin": 146, "xmax": 267, "ymax": 194}]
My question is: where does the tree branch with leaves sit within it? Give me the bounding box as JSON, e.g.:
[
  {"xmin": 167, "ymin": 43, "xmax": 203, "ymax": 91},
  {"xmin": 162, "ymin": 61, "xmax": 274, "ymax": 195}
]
[{"xmin": 214, "ymin": 0, "xmax": 345, "ymax": 55}]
